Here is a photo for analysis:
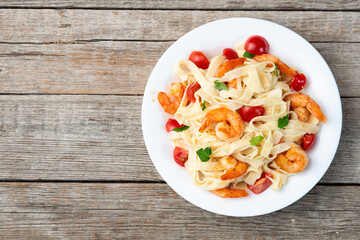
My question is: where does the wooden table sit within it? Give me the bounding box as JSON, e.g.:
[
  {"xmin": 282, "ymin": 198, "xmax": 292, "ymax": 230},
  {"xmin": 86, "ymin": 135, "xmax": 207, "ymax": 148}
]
[{"xmin": 0, "ymin": 1, "xmax": 359, "ymax": 239}]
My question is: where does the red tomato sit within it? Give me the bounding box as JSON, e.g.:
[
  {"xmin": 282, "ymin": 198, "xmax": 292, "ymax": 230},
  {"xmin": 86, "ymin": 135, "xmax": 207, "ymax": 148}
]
[
  {"xmin": 223, "ymin": 48, "xmax": 239, "ymax": 60},
  {"xmin": 173, "ymin": 146, "xmax": 189, "ymax": 167},
  {"xmin": 301, "ymin": 134, "xmax": 315, "ymax": 150},
  {"xmin": 244, "ymin": 35, "xmax": 270, "ymax": 55},
  {"xmin": 165, "ymin": 119, "xmax": 184, "ymax": 132},
  {"xmin": 238, "ymin": 106, "xmax": 265, "ymax": 122},
  {"xmin": 262, "ymin": 172, "xmax": 273, "ymax": 179},
  {"xmin": 189, "ymin": 51, "xmax": 210, "ymax": 69},
  {"xmin": 289, "ymin": 73, "xmax": 307, "ymax": 91},
  {"xmin": 186, "ymin": 82, "xmax": 201, "ymax": 103},
  {"xmin": 247, "ymin": 172, "xmax": 273, "ymax": 194}
]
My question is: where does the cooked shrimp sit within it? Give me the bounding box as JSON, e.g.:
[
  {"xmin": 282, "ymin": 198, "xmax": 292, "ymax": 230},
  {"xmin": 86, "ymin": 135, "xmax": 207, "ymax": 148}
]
[
  {"xmin": 219, "ymin": 156, "xmax": 248, "ymax": 180},
  {"xmin": 199, "ymin": 107, "xmax": 244, "ymax": 141},
  {"xmin": 284, "ymin": 93, "xmax": 327, "ymax": 123},
  {"xmin": 293, "ymin": 106, "xmax": 310, "ymax": 122},
  {"xmin": 274, "ymin": 146, "xmax": 308, "ymax": 173},
  {"xmin": 215, "ymin": 58, "xmax": 246, "ymax": 78},
  {"xmin": 227, "ymin": 78, "xmax": 241, "ymax": 89},
  {"xmin": 215, "ymin": 58, "xmax": 245, "ymax": 89},
  {"xmin": 157, "ymin": 82, "xmax": 186, "ymax": 115},
  {"xmin": 253, "ymin": 54, "xmax": 296, "ymax": 77},
  {"xmin": 170, "ymin": 82, "xmax": 185, "ymax": 98},
  {"xmin": 210, "ymin": 188, "xmax": 249, "ymax": 198}
]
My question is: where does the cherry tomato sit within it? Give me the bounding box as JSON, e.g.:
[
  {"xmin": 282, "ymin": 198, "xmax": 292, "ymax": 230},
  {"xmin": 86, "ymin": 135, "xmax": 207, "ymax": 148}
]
[
  {"xmin": 165, "ymin": 119, "xmax": 184, "ymax": 132},
  {"xmin": 186, "ymin": 82, "xmax": 201, "ymax": 103},
  {"xmin": 247, "ymin": 172, "xmax": 273, "ymax": 194},
  {"xmin": 173, "ymin": 146, "xmax": 189, "ymax": 167},
  {"xmin": 189, "ymin": 51, "xmax": 210, "ymax": 69},
  {"xmin": 238, "ymin": 106, "xmax": 265, "ymax": 122},
  {"xmin": 301, "ymin": 134, "xmax": 315, "ymax": 150},
  {"xmin": 244, "ymin": 35, "xmax": 270, "ymax": 55},
  {"xmin": 223, "ymin": 48, "xmax": 239, "ymax": 60},
  {"xmin": 289, "ymin": 72, "xmax": 307, "ymax": 91}
]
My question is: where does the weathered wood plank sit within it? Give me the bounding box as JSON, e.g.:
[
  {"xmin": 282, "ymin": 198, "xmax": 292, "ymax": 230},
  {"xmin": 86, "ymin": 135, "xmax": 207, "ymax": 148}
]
[
  {"xmin": 0, "ymin": 95, "xmax": 357, "ymax": 183},
  {"xmin": 0, "ymin": 0, "xmax": 358, "ymax": 10},
  {"xmin": 0, "ymin": 10, "xmax": 359, "ymax": 43},
  {"xmin": 0, "ymin": 42, "xmax": 359, "ymax": 96},
  {"xmin": 0, "ymin": 183, "xmax": 358, "ymax": 239}
]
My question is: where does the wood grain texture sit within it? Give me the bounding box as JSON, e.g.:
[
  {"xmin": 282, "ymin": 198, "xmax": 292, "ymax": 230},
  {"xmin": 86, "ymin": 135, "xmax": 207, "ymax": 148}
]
[
  {"xmin": 0, "ymin": 95, "xmax": 358, "ymax": 183},
  {"xmin": 0, "ymin": 42, "xmax": 359, "ymax": 96},
  {"xmin": 0, "ymin": 0, "xmax": 359, "ymax": 10},
  {"xmin": 0, "ymin": 9, "xmax": 359, "ymax": 43},
  {"xmin": 0, "ymin": 183, "xmax": 358, "ymax": 239}
]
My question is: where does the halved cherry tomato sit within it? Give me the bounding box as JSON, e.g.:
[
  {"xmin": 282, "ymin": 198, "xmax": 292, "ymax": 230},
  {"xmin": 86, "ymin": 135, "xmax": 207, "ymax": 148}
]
[
  {"xmin": 244, "ymin": 35, "xmax": 270, "ymax": 55},
  {"xmin": 166, "ymin": 119, "xmax": 184, "ymax": 132},
  {"xmin": 289, "ymin": 72, "xmax": 307, "ymax": 91},
  {"xmin": 189, "ymin": 51, "xmax": 210, "ymax": 69},
  {"xmin": 223, "ymin": 48, "xmax": 239, "ymax": 60},
  {"xmin": 173, "ymin": 146, "xmax": 189, "ymax": 167},
  {"xmin": 186, "ymin": 82, "xmax": 201, "ymax": 103},
  {"xmin": 247, "ymin": 172, "xmax": 273, "ymax": 194},
  {"xmin": 301, "ymin": 134, "xmax": 315, "ymax": 150},
  {"xmin": 263, "ymin": 172, "xmax": 273, "ymax": 179},
  {"xmin": 238, "ymin": 106, "xmax": 265, "ymax": 122}
]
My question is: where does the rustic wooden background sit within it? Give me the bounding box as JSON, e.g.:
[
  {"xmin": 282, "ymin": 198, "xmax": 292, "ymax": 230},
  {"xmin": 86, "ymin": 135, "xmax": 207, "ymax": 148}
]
[{"xmin": 0, "ymin": 1, "xmax": 359, "ymax": 239}]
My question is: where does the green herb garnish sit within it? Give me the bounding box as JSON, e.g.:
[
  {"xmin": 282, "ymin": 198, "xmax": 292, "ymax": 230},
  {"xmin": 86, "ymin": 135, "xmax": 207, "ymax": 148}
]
[
  {"xmin": 274, "ymin": 64, "xmax": 278, "ymax": 77},
  {"xmin": 196, "ymin": 147, "xmax": 212, "ymax": 162},
  {"xmin": 201, "ymin": 101, "xmax": 207, "ymax": 111},
  {"xmin": 214, "ymin": 80, "xmax": 229, "ymax": 91},
  {"xmin": 243, "ymin": 51, "xmax": 255, "ymax": 59},
  {"xmin": 250, "ymin": 135, "xmax": 265, "ymax": 146},
  {"xmin": 278, "ymin": 114, "xmax": 289, "ymax": 129},
  {"xmin": 173, "ymin": 125, "xmax": 189, "ymax": 132}
]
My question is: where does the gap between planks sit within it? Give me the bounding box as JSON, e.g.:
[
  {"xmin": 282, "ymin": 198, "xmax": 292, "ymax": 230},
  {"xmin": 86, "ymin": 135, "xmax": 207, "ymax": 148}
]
[
  {"xmin": 0, "ymin": 40, "xmax": 359, "ymax": 45},
  {"xmin": 0, "ymin": 7, "xmax": 359, "ymax": 12},
  {"xmin": 0, "ymin": 180, "xmax": 359, "ymax": 186},
  {"xmin": 0, "ymin": 93, "xmax": 359, "ymax": 98},
  {"xmin": 1, "ymin": 0, "xmax": 359, "ymax": 11}
]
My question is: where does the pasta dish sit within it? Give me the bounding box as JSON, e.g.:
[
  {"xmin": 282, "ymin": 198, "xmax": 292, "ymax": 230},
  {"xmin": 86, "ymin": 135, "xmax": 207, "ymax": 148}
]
[{"xmin": 157, "ymin": 35, "xmax": 327, "ymax": 198}]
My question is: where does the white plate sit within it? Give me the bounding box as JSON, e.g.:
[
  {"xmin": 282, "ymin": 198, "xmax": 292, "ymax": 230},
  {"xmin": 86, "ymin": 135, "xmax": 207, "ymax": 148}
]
[{"xmin": 141, "ymin": 18, "xmax": 342, "ymax": 217}]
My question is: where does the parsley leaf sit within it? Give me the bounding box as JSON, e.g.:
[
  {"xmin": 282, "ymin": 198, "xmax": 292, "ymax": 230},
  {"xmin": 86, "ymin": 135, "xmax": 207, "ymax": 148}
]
[
  {"xmin": 274, "ymin": 64, "xmax": 278, "ymax": 77},
  {"xmin": 278, "ymin": 114, "xmax": 289, "ymax": 129},
  {"xmin": 173, "ymin": 125, "xmax": 189, "ymax": 132},
  {"xmin": 250, "ymin": 135, "xmax": 264, "ymax": 146},
  {"xmin": 243, "ymin": 51, "xmax": 255, "ymax": 59},
  {"xmin": 201, "ymin": 101, "xmax": 207, "ymax": 111},
  {"xmin": 214, "ymin": 80, "xmax": 229, "ymax": 91},
  {"xmin": 196, "ymin": 147, "xmax": 212, "ymax": 162}
]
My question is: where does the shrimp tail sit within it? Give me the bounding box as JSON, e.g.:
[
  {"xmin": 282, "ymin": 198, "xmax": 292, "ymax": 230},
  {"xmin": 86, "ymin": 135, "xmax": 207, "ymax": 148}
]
[{"xmin": 307, "ymin": 98, "xmax": 328, "ymax": 123}]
